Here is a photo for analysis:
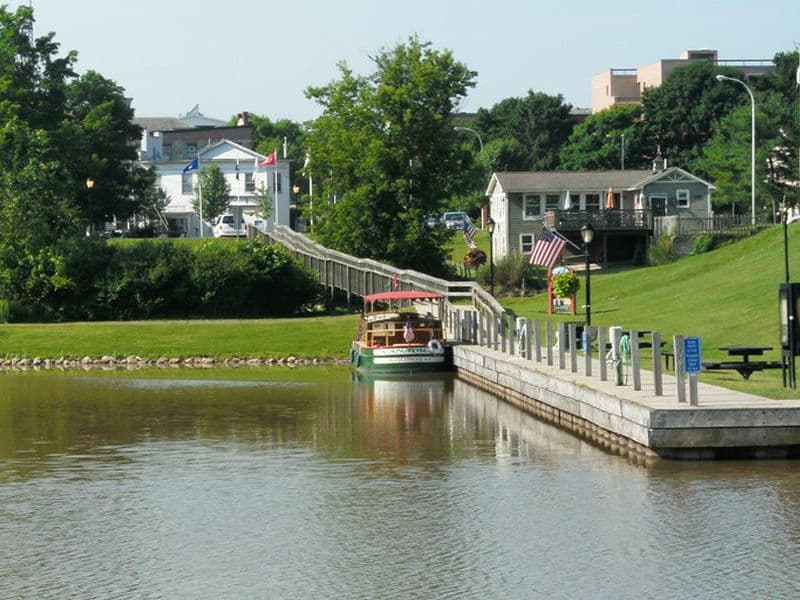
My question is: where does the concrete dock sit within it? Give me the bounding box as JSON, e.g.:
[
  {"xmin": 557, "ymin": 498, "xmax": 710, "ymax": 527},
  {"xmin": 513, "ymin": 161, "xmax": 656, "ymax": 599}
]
[{"xmin": 454, "ymin": 345, "xmax": 800, "ymax": 460}]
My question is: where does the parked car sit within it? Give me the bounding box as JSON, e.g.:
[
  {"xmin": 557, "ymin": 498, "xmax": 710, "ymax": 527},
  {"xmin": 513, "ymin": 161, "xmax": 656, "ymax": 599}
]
[
  {"xmin": 212, "ymin": 213, "xmax": 245, "ymax": 238},
  {"xmin": 442, "ymin": 211, "xmax": 470, "ymax": 230}
]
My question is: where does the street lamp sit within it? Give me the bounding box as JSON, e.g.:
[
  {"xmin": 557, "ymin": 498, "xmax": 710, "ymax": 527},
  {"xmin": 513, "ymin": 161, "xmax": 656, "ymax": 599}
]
[
  {"xmin": 716, "ymin": 74, "xmax": 756, "ymax": 226},
  {"xmin": 453, "ymin": 126, "xmax": 484, "ymax": 153},
  {"xmin": 85, "ymin": 177, "xmax": 95, "ymax": 237},
  {"xmin": 580, "ymin": 223, "xmax": 594, "ymax": 326},
  {"xmin": 487, "ymin": 218, "xmax": 495, "ymax": 296}
]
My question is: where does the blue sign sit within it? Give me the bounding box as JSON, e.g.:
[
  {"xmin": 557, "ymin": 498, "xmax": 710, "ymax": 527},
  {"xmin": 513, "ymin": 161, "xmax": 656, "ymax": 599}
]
[{"xmin": 684, "ymin": 337, "xmax": 702, "ymax": 374}]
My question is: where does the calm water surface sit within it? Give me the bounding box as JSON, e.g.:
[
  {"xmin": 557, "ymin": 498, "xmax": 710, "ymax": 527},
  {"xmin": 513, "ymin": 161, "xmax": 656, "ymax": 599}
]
[{"xmin": 1, "ymin": 369, "xmax": 799, "ymax": 599}]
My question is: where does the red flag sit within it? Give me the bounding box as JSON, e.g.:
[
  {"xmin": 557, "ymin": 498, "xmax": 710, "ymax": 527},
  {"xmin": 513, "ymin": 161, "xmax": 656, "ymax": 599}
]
[
  {"xmin": 392, "ymin": 273, "xmax": 399, "ymax": 290},
  {"xmin": 260, "ymin": 151, "xmax": 276, "ymax": 166},
  {"xmin": 529, "ymin": 229, "xmax": 566, "ymax": 269}
]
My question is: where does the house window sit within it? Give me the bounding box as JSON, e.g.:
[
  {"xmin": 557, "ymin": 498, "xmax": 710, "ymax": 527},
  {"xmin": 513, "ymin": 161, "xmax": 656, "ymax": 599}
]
[
  {"xmin": 545, "ymin": 194, "xmax": 560, "ymax": 212},
  {"xmin": 185, "ymin": 144, "xmax": 197, "ymax": 156},
  {"xmin": 585, "ymin": 193, "xmax": 600, "ymax": 212},
  {"xmin": 245, "ymin": 172, "xmax": 255, "ymax": 192},
  {"xmin": 520, "ymin": 233, "xmax": 535, "ymax": 255},
  {"xmin": 676, "ymin": 189, "xmax": 690, "ymax": 208},
  {"xmin": 182, "ymin": 172, "xmax": 193, "ymax": 194},
  {"xmin": 523, "ymin": 194, "xmax": 541, "ymax": 220}
]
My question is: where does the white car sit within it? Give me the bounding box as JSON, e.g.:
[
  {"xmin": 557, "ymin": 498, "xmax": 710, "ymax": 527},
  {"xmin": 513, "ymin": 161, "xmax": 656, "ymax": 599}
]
[{"xmin": 212, "ymin": 214, "xmax": 245, "ymax": 237}]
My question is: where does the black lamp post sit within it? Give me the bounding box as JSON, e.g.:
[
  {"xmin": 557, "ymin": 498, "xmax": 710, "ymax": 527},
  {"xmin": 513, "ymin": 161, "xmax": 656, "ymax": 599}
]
[
  {"xmin": 85, "ymin": 177, "xmax": 95, "ymax": 237},
  {"xmin": 580, "ymin": 223, "xmax": 594, "ymax": 325},
  {"xmin": 487, "ymin": 218, "xmax": 495, "ymax": 296}
]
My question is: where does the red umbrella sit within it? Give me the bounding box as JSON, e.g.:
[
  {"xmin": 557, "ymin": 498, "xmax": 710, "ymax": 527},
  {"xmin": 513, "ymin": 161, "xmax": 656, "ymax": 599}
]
[{"xmin": 606, "ymin": 187, "xmax": 615, "ymax": 209}]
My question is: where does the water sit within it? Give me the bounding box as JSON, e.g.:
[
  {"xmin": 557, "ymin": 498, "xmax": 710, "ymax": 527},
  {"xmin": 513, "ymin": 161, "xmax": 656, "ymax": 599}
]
[{"xmin": 1, "ymin": 370, "xmax": 799, "ymax": 599}]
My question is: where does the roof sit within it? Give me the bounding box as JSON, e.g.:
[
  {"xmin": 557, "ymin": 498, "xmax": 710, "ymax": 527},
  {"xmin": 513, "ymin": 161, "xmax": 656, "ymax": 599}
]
[
  {"xmin": 487, "ymin": 167, "xmax": 716, "ymax": 195},
  {"xmin": 364, "ymin": 291, "xmax": 444, "ymax": 303},
  {"xmin": 488, "ymin": 170, "xmax": 653, "ymax": 195},
  {"xmin": 134, "ymin": 116, "xmax": 192, "ymax": 131}
]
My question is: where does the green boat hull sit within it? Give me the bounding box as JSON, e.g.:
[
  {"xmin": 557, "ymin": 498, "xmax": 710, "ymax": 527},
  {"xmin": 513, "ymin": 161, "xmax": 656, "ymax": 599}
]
[{"xmin": 349, "ymin": 343, "xmax": 453, "ymax": 375}]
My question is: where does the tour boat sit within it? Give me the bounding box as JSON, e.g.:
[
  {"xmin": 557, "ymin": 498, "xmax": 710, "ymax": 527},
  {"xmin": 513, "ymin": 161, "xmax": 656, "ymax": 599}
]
[{"xmin": 349, "ymin": 290, "xmax": 453, "ymax": 375}]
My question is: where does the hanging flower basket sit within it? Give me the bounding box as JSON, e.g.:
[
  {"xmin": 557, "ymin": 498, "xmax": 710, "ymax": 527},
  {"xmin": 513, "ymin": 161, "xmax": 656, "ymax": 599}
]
[{"xmin": 551, "ymin": 271, "xmax": 579, "ymax": 298}]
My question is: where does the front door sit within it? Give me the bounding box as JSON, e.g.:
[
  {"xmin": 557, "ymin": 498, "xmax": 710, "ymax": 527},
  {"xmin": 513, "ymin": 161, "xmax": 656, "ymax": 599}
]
[{"xmin": 650, "ymin": 195, "xmax": 667, "ymax": 216}]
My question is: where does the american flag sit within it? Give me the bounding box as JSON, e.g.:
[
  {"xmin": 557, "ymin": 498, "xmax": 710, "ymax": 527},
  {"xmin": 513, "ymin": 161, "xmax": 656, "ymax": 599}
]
[
  {"xmin": 391, "ymin": 273, "xmax": 399, "ymax": 290},
  {"xmin": 403, "ymin": 320, "xmax": 415, "ymax": 342},
  {"xmin": 529, "ymin": 229, "xmax": 566, "ymax": 269},
  {"xmin": 462, "ymin": 220, "xmax": 478, "ymax": 249}
]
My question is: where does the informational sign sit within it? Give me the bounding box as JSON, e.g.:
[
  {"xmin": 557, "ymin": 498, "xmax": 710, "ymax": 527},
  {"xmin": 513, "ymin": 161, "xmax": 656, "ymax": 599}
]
[{"xmin": 684, "ymin": 336, "xmax": 702, "ymax": 374}]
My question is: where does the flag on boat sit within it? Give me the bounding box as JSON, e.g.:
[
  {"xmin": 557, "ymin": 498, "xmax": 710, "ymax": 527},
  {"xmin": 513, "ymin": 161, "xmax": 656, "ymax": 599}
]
[
  {"xmin": 260, "ymin": 150, "xmax": 276, "ymax": 166},
  {"xmin": 183, "ymin": 157, "xmax": 199, "ymax": 173},
  {"xmin": 462, "ymin": 219, "xmax": 478, "ymax": 249},
  {"xmin": 529, "ymin": 228, "xmax": 566, "ymax": 269},
  {"xmin": 403, "ymin": 320, "xmax": 415, "ymax": 343}
]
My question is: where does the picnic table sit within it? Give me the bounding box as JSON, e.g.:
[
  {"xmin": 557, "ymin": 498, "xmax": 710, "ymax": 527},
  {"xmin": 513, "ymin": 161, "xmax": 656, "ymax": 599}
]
[{"xmin": 702, "ymin": 345, "xmax": 782, "ymax": 380}]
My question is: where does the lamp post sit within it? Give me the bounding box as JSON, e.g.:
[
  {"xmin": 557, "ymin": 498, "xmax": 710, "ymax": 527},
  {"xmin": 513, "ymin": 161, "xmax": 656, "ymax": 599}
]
[
  {"xmin": 453, "ymin": 126, "xmax": 484, "ymax": 153},
  {"xmin": 487, "ymin": 218, "xmax": 495, "ymax": 296},
  {"xmin": 716, "ymin": 74, "xmax": 756, "ymax": 226},
  {"xmin": 85, "ymin": 177, "xmax": 95, "ymax": 237},
  {"xmin": 620, "ymin": 133, "xmax": 625, "ymax": 170},
  {"xmin": 580, "ymin": 223, "xmax": 594, "ymax": 326}
]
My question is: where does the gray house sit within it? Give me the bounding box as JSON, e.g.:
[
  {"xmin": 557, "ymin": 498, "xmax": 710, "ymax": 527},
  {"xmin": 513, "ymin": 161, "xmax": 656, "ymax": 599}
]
[{"xmin": 486, "ymin": 167, "xmax": 716, "ymax": 264}]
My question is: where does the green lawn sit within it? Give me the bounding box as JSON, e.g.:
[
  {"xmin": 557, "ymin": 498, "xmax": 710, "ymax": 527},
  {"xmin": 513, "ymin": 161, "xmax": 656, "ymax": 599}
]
[{"xmin": 0, "ymin": 315, "xmax": 358, "ymax": 360}]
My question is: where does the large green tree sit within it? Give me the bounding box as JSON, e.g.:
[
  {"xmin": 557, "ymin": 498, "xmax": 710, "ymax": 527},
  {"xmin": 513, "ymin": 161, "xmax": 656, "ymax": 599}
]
[
  {"xmin": 304, "ymin": 37, "xmax": 476, "ymax": 275},
  {"xmin": 474, "ymin": 91, "xmax": 573, "ymax": 170},
  {"xmin": 639, "ymin": 61, "xmax": 746, "ymax": 171},
  {"xmin": 559, "ymin": 104, "xmax": 646, "ymax": 170}
]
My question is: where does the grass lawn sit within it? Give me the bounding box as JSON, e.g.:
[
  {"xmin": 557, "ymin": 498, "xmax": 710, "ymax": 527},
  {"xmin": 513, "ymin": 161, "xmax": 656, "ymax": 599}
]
[{"xmin": 0, "ymin": 315, "xmax": 358, "ymax": 360}]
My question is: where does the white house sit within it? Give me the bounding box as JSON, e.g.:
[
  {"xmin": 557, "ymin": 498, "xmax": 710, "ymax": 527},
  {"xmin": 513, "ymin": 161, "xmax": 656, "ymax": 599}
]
[{"xmin": 144, "ymin": 139, "xmax": 291, "ymax": 237}]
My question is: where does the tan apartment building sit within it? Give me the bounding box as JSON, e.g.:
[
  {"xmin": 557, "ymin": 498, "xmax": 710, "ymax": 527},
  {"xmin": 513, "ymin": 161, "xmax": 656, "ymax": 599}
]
[{"xmin": 592, "ymin": 49, "xmax": 774, "ymax": 113}]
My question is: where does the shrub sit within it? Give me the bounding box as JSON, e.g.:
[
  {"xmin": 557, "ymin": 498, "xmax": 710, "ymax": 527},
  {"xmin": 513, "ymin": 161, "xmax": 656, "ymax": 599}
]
[
  {"xmin": 693, "ymin": 234, "xmax": 715, "ymax": 254},
  {"xmin": 649, "ymin": 234, "xmax": 675, "ymax": 265},
  {"xmin": 475, "ymin": 252, "xmax": 538, "ymax": 295}
]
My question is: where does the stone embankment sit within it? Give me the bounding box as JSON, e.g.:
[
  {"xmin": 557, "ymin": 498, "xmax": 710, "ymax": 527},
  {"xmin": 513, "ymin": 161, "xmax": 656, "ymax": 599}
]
[{"xmin": 0, "ymin": 355, "xmax": 350, "ymax": 371}]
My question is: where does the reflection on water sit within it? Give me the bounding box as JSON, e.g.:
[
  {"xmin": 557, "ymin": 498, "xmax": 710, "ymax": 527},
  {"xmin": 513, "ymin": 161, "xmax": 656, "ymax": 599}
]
[{"xmin": 1, "ymin": 371, "xmax": 799, "ymax": 599}]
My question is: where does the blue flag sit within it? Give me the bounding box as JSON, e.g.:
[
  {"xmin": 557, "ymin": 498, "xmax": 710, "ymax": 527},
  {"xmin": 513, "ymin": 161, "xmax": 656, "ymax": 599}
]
[{"xmin": 183, "ymin": 157, "xmax": 199, "ymax": 173}]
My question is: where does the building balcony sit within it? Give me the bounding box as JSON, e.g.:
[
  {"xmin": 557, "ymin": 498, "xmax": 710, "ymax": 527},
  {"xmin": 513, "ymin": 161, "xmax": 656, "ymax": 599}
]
[{"xmin": 544, "ymin": 210, "xmax": 652, "ymax": 232}]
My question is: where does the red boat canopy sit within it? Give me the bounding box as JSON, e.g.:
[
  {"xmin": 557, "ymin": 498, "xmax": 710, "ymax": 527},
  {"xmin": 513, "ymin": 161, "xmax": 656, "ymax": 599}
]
[{"xmin": 364, "ymin": 290, "xmax": 444, "ymax": 304}]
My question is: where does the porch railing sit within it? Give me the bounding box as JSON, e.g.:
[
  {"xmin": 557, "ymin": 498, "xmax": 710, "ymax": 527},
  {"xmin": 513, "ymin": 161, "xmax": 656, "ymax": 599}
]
[{"xmin": 544, "ymin": 210, "xmax": 652, "ymax": 232}]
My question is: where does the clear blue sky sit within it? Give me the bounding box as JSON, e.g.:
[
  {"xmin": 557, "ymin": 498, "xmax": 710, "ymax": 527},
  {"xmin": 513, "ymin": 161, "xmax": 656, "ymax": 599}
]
[{"xmin": 14, "ymin": 0, "xmax": 800, "ymax": 123}]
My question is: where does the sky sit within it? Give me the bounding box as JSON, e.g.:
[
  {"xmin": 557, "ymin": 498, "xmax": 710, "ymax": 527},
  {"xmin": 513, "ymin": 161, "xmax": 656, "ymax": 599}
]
[{"xmin": 12, "ymin": 0, "xmax": 800, "ymax": 123}]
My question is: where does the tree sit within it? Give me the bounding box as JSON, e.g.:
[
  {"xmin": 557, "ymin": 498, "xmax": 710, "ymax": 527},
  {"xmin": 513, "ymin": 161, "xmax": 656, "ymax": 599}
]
[
  {"xmin": 697, "ymin": 92, "xmax": 794, "ymax": 214},
  {"xmin": 639, "ymin": 61, "xmax": 746, "ymax": 171},
  {"xmin": 474, "ymin": 91, "xmax": 573, "ymax": 170},
  {"xmin": 191, "ymin": 164, "xmax": 230, "ymax": 223},
  {"xmin": 304, "ymin": 37, "xmax": 477, "ymax": 275},
  {"xmin": 62, "ymin": 70, "xmax": 144, "ymax": 226},
  {"xmin": 246, "ymin": 114, "xmax": 309, "ymax": 193},
  {"xmin": 559, "ymin": 104, "xmax": 646, "ymax": 170}
]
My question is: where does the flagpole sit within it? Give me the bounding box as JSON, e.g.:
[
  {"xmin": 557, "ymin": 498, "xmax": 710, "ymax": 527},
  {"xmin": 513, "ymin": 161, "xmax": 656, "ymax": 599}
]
[
  {"xmin": 198, "ymin": 152, "xmax": 204, "ymax": 238},
  {"xmin": 273, "ymin": 147, "xmax": 278, "ymax": 230}
]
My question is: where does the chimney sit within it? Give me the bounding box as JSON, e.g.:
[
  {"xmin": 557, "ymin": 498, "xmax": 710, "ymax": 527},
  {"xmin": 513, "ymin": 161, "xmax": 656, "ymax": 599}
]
[{"xmin": 237, "ymin": 111, "xmax": 251, "ymax": 126}]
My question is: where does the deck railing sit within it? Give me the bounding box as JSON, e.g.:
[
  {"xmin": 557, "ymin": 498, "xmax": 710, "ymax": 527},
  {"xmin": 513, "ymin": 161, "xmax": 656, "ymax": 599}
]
[{"xmin": 544, "ymin": 210, "xmax": 652, "ymax": 232}]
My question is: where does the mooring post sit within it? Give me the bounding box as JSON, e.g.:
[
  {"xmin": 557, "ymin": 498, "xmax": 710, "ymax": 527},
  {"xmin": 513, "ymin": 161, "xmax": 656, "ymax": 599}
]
[
  {"xmin": 568, "ymin": 322, "xmax": 578, "ymax": 372},
  {"xmin": 546, "ymin": 321, "xmax": 554, "ymax": 366},
  {"xmin": 631, "ymin": 329, "xmax": 641, "ymax": 391},
  {"xmin": 674, "ymin": 335, "xmax": 686, "ymax": 403},
  {"xmin": 533, "ymin": 320, "xmax": 542, "ymax": 363},
  {"xmin": 653, "ymin": 331, "xmax": 663, "ymax": 396},
  {"xmin": 598, "ymin": 326, "xmax": 607, "ymax": 381},
  {"xmin": 584, "ymin": 325, "xmax": 593, "ymax": 377},
  {"xmin": 558, "ymin": 322, "xmax": 567, "ymax": 370}
]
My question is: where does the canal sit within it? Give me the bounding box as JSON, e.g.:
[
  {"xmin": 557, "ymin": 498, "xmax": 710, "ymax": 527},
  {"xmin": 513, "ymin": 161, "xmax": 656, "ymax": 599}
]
[{"xmin": 1, "ymin": 369, "xmax": 798, "ymax": 598}]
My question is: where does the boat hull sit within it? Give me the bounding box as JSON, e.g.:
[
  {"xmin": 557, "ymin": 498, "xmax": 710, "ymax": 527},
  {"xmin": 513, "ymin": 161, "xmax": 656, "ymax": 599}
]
[{"xmin": 350, "ymin": 343, "xmax": 453, "ymax": 375}]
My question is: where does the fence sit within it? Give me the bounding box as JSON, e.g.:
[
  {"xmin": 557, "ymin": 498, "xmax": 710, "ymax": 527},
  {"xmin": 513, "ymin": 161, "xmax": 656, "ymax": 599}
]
[{"xmin": 653, "ymin": 214, "xmax": 763, "ymax": 237}]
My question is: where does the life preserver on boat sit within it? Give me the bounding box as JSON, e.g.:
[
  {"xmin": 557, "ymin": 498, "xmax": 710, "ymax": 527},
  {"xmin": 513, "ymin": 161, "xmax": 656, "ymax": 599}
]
[{"xmin": 427, "ymin": 339, "xmax": 444, "ymax": 354}]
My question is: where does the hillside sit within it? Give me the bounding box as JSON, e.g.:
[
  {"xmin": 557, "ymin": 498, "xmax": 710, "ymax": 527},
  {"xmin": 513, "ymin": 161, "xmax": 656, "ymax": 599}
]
[{"xmin": 501, "ymin": 224, "xmax": 800, "ymax": 398}]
